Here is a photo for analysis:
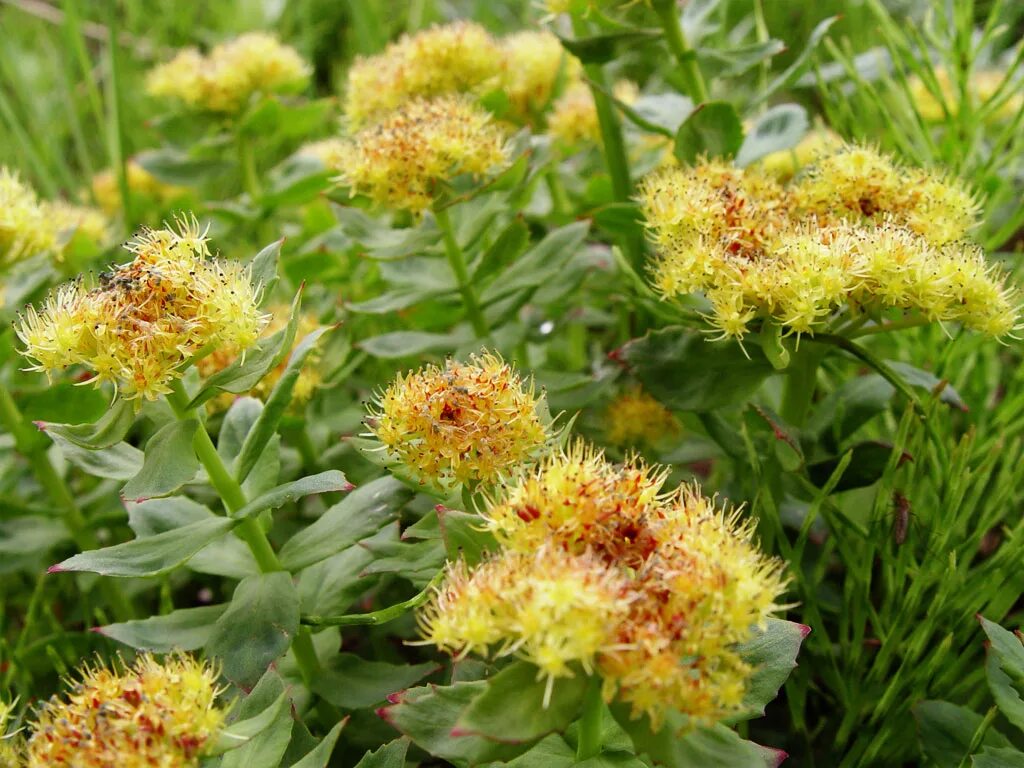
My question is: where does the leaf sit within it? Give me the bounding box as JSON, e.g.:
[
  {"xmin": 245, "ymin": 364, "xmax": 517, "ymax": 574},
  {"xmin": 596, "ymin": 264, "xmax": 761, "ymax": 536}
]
[
  {"xmin": 353, "ymin": 738, "xmax": 411, "ymax": 768},
  {"xmin": 278, "ymin": 476, "xmax": 409, "ymax": 571},
  {"xmin": 697, "ymin": 39, "xmax": 786, "ymax": 77},
  {"xmin": 437, "ymin": 507, "xmax": 498, "ymax": 567},
  {"xmin": 472, "ymin": 217, "xmax": 530, "ymax": 282},
  {"xmin": 558, "ymin": 29, "xmax": 662, "ymax": 64},
  {"xmin": 914, "ymin": 700, "xmax": 1012, "ymax": 768},
  {"xmin": 674, "ymin": 101, "xmax": 743, "ymax": 164},
  {"xmin": 249, "ymin": 239, "xmax": 283, "ymax": 301},
  {"xmin": 481, "ymin": 221, "xmax": 589, "ymax": 304},
  {"xmin": 973, "ymin": 747, "xmax": 1024, "ymax": 767},
  {"xmin": 807, "ymin": 441, "xmax": 908, "ymax": 491},
  {"xmin": 887, "ymin": 361, "xmax": 967, "ymax": 411},
  {"xmin": 617, "ymin": 326, "xmax": 773, "ymax": 411},
  {"xmin": 37, "ymin": 398, "xmax": 136, "ymax": 449},
  {"xmin": 51, "ymin": 517, "xmax": 237, "ymax": 577},
  {"xmin": 97, "ymin": 604, "xmax": 228, "ymax": 651},
  {"xmin": 213, "ymin": 690, "xmax": 290, "ymax": 755},
  {"xmin": 980, "ymin": 617, "xmax": 1024, "ymax": 730},
  {"xmin": 456, "ymin": 662, "xmax": 589, "ymax": 744},
  {"xmin": 189, "ymin": 293, "xmax": 301, "ymax": 408},
  {"xmin": 806, "ymin": 375, "xmax": 895, "ymax": 450},
  {"xmin": 753, "ymin": 16, "xmax": 840, "ymax": 107},
  {"xmin": 287, "ymin": 720, "xmax": 348, "ymax": 768},
  {"xmin": 348, "ymin": 288, "xmax": 448, "ymax": 314},
  {"xmin": 121, "ymin": 419, "xmax": 200, "ymax": 502},
  {"xmin": 235, "ymin": 327, "xmax": 333, "ymax": 483},
  {"xmin": 334, "ymin": 205, "xmax": 441, "ymax": 260},
  {"xmin": 736, "ymin": 104, "xmax": 809, "ymax": 168},
  {"xmin": 628, "ymin": 93, "xmax": 695, "ymax": 135},
  {"xmin": 234, "ymin": 473, "xmax": 354, "ymax": 528},
  {"xmin": 17, "ymin": 381, "xmax": 107, "ymax": 425},
  {"xmin": 358, "ymin": 537, "xmax": 445, "ymax": 587},
  {"xmin": 136, "ymin": 147, "xmax": 230, "ymax": 185},
  {"xmin": 496, "ymin": 734, "xmax": 576, "ymax": 767},
  {"xmin": 380, "ymin": 681, "xmax": 528, "ymax": 765},
  {"xmin": 359, "ymin": 329, "xmax": 470, "ymax": 359},
  {"xmin": 297, "ymin": 532, "xmax": 383, "ymax": 616},
  {"xmin": 0, "ymin": 517, "xmax": 70, "ymax": 558},
  {"xmin": 312, "ymin": 653, "xmax": 437, "ymax": 709},
  {"xmin": 735, "ymin": 619, "xmax": 808, "ymax": 720},
  {"xmin": 206, "ymin": 572, "xmax": 301, "ymax": 688},
  {"xmin": 46, "ymin": 433, "xmax": 143, "ymax": 480},
  {"xmin": 220, "ymin": 690, "xmax": 294, "ymax": 768}
]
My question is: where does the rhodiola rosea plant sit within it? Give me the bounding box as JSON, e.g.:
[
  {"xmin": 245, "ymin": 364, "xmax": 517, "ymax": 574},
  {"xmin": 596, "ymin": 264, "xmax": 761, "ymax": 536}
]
[{"xmin": 1, "ymin": 1, "xmax": 1023, "ymax": 766}]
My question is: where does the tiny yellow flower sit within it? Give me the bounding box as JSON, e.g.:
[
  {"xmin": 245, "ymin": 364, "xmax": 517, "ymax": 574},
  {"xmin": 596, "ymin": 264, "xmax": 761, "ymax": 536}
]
[
  {"xmin": 16, "ymin": 216, "xmax": 268, "ymax": 399},
  {"xmin": 147, "ymin": 32, "xmax": 309, "ymax": 113},
  {"xmin": 499, "ymin": 30, "xmax": 582, "ymax": 126},
  {"xmin": 0, "ymin": 168, "xmax": 54, "ymax": 267},
  {"xmin": 368, "ymin": 352, "xmax": 549, "ymax": 488},
  {"xmin": 548, "ymin": 80, "xmax": 638, "ymax": 147},
  {"xmin": 329, "ymin": 95, "xmax": 510, "ymax": 213},
  {"xmin": 198, "ymin": 305, "xmax": 323, "ymax": 411},
  {"xmin": 25, "ymin": 653, "xmax": 225, "ymax": 768},
  {"xmin": 294, "ymin": 138, "xmax": 347, "ymax": 167},
  {"xmin": 91, "ymin": 161, "xmax": 188, "ymax": 216},
  {"xmin": 344, "ymin": 21, "xmax": 502, "ymax": 127},
  {"xmin": 605, "ymin": 386, "xmax": 679, "ymax": 448}
]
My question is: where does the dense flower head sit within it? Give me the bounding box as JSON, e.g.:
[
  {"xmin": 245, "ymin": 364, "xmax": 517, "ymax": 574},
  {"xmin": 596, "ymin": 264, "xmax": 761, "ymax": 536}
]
[
  {"xmin": 16, "ymin": 216, "xmax": 267, "ymax": 399},
  {"xmin": 640, "ymin": 146, "xmax": 1017, "ymax": 340},
  {"xmin": 294, "ymin": 138, "xmax": 346, "ymax": 167},
  {"xmin": 146, "ymin": 32, "xmax": 309, "ymax": 113},
  {"xmin": 344, "ymin": 21, "xmax": 502, "ymax": 127},
  {"xmin": 548, "ymin": 80, "xmax": 638, "ymax": 147},
  {"xmin": 0, "ymin": 700, "xmax": 23, "ymax": 768},
  {"xmin": 198, "ymin": 304, "xmax": 322, "ymax": 410},
  {"xmin": 91, "ymin": 161, "xmax": 187, "ymax": 216},
  {"xmin": 329, "ymin": 95, "xmax": 510, "ymax": 212},
  {"xmin": 368, "ymin": 352, "xmax": 549, "ymax": 487},
  {"xmin": 605, "ymin": 386, "xmax": 679, "ymax": 447},
  {"xmin": 499, "ymin": 30, "xmax": 582, "ymax": 125},
  {"xmin": 25, "ymin": 653, "xmax": 225, "ymax": 768},
  {"xmin": 0, "ymin": 169, "xmax": 54, "ymax": 267},
  {"xmin": 420, "ymin": 444, "xmax": 788, "ymax": 726},
  {"xmin": 907, "ymin": 67, "xmax": 1024, "ymax": 123}
]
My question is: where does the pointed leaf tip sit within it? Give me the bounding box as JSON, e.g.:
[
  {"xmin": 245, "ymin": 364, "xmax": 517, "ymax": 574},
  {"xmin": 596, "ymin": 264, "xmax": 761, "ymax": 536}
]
[
  {"xmin": 798, "ymin": 624, "xmax": 812, "ymax": 637},
  {"xmin": 47, "ymin": 564, "xmax": 65, "ymax": 574}
]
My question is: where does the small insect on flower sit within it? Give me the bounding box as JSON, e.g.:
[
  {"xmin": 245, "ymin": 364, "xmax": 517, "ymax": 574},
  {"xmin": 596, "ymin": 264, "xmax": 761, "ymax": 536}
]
[
  {"xmin": 422, "ymin": 443, "xmax": 789, "ymax": 727},
  {"xmin": 329, "ymin": 95, "xmax": 511, "ymax": 213},
  {"xmin": 499, "ymin": 30, "xmax": 582, "ymax": 126},
  {"xmin": 604, "ymin": 386, "xmax": 679, "ymax": 448},
  {"xmin": 15, "ymin": 216, "xmax": 268, "ymax": 400},
  {"xmin": 344, "ymin": 21, "xmax": 503, "ymax": 127},
  {"xmin": 25, "ymin": 653, "xmax": 226, "ymax": 768},
  {"xmin": 0, "ymin": 168, "xmax": 55, "ymax": 267},
  {"xmin": 368, "ymin": 352, "xmax": 550, "ymax": 488},
  {"xmin": 146, "ymin": 32, "xmax": 309, "ymax": 113},
  {"xmin": 91, "ymin": 160, "xmax": 188, "ymax": 216}
]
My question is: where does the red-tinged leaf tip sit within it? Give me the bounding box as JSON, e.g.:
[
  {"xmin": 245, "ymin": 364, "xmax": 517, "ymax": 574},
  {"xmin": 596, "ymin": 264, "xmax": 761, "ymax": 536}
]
[
  {"xmin": 386, "ymin": 691, "xmax": 405, "ymax": 704},
  {"xmin": 449, "ymin": 728, "xmax": 472, "ymax": 738},
  {"xmin": 90, "ymin": 626, "xmax": 108, "ymax": 635},
  {"xmin": 435, "ymin": 504, "xmax": 448, "ymax": 513},
  {"xmin": 375, "ymin": 706, "xmax": 393, "ymax": 722},
  {"xmin": 798, "ymin": 624, "xmax": 812, "ymax": 638},
  {"xmin": 343, "ymin": 482, "xmax": 356, "ymax": 492},
  {"xmin": 33, "ymin": 420, "xmax": 47, "ymax": 431},
  {"xmin": 766, "ymin": 748, "xmax": 789, "ymax": 767},
  {"xmin": 47, "ymin": 564, "xmax": 66, "ymax": 574}
]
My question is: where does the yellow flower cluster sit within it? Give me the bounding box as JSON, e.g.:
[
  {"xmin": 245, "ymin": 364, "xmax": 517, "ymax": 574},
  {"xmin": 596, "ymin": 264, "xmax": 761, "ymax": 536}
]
[
  {"xmin": 420, "ymin": 445, "xmax": 787, "ymax": 726},
  {"xmin": 92, "ymin": 161, "xmax": 188, "ymax": 216},
  {"xmin": 368, "ymin": 353, "xmax": 549, "ymax": 488},
  {"xmin": 548, "ymin": 80, "xmax": 639, "ymax": 147},
  {"xmin": 605, "ymin": 386, "xmax": 679, "ymax": 448},
  {"xmin": 908, "ymin": 67, "xmax": 1024, "ymax": 123},
  {"xmin": 25, "ymin": 653, "xmax": 225, "ymax": 768},
  {"xmin": 500, "ymin": 30, "xmax": 582, "ymax": 125},
  {"xmin": 16, "ymin": 217, "xmax": 267, "ymax": 399},
  {"xmin": 294, "ymin": 138, "xmax": 346, "ymax": 167},
  {"xmin": 0, "ymin": 169, "xmax": 110, "ymax": 267},
  {"xmin": 344, "ymin": 21, "xmax": 503, "ymax": 128},
  {"xmin": 641, "ymin": 146, "xmax": 1018, "ymax": 339},
  {"xmin": 0, "ymin": 169, "xmax": 55, "ymax": 267},
  {"xmin": 0, "ymin": 701, "xmax": 23, "ymax": 768},
  {"xmin": 146, "ymin": 32, "xmax": 309, "ymax": 113},
  {"xmin": 756, "ymin": 126, "xmax": 842, "ymax": 182},
  {"xmin": 198, "ymin": 305, "xmax": 322, "ymax": 411},
  {"xmin": 329, "ymin": 95, "xmax": 510, "ymax": 212}
]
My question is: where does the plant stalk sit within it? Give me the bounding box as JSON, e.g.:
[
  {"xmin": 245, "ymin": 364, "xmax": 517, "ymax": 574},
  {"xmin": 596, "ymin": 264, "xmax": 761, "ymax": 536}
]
[
  {"xmin": 652, "ymin": 0, "xmax": 710, "ymax": 103},
  {"xmin": 780, "ymin": 345, "xmax": 825, "ymax": 427},
  {"xmin": 435, "ymin": 205, "xmax": 490, "ymax": 339},
  {"xmin": 237, "ymin": 132, "xmax": 262, "ymax": 201}
]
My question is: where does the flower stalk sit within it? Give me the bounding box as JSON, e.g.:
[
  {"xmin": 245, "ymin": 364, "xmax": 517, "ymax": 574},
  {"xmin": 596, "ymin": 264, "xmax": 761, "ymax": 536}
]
[
  {"xmin": 434, "ymin": 204, "xmax": 490, "ymax": 339},
  {"xmin": 652, "ymin": 0, "xmax": 710, "ymax": 103}
]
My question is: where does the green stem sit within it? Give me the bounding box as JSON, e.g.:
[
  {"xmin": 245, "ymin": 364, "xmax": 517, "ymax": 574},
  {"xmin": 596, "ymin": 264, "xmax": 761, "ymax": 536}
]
[
  {"xmin": 0, "ymin": 387, "xmax": 133, "ymax": 620},
  {"xmin": 237, "ymin": 132, "xmax": 262, "ymax": 200},
  {"xmin": 652, "ymin": 0, "xmax": 710, "ymax": 103},
  {"xmin": 104, "ymin": 5, "xmax": 134, "ymax": 234},
  {"xmin": 576, "ymin": 675, "xmax": 603, "ymax": 761},
  {"xmin": 848, "ymin": 316, "xmax": 932, "ymax": 338},
  {"xmin": 780, "ymin": 346, "xmax": 824, "ymax": 427},
  {"xmin": 545, "ymin": 167, "xmax": 571, "ymax": 218},
  {"xmin": 435, "ymin": 205, "xmax": 489, "ymax": 340},
  {"xmin": 571, "ymin": 14, "xmax": 643, "ymax": 272}
]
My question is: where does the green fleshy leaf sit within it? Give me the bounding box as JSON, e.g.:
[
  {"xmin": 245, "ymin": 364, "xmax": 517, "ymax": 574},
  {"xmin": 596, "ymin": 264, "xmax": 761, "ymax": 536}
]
[
  {"xmin": 558, "ymin": 29, "xmax": 661, "ymax": 64},
  {"xmin": 973, "ymin": 747, "xmax": 1024, "ymax": 767},
  {"xmin": 121, "ymin": 419, "xmax": 200, "ymax": 502},
  {"xmin": 35, "ymin": 396, "xmax": 135, "ymax": 449},
  {"xmin": 980, "ymin": 617, "xmax": 1024, "ymax": 730},
  {"xmin": 481, "ymin": 221, "xmax": 589, "ymax": 304},
  {"xmin": 736, "ymin": 104, "xmax": 809, "ymax": 168},
  {"xmin": 212, "ymin": 690, "xmax": 290, "ymax": 755},
  {"xmin": 735, "ymin": 619, "xmax": 808, "ymax": 720},
  {"xmin": 353, "ymin": 738, "xmax": 411, "ymax": 768},
  {"xmin": 914, "ymin": 700, "xmax": 1012, "ymax": 768},
  {"xmin": 456, "ymin": 662, "xmax": 589, "ymax": 744},
  {"xmin": 279, "ymin": 477, "xmax": 411, "ymax": 571},
  {"xmin": 249, "ymin": 239, "xmax": 283, "ymax": 303},
  {"xmin": 98, "ymin": 604, "xmax": 228, "ymax": 652},
  {"xmin": 674, "ymin": 101, "xmax": 743, "ymax": 164},
  {"xmin": 807, "ymin": 441, "xmax": 907, "ymax": 492},
  {"xmin": 697, "ymin": 39, "xmax": 786, "ymax": 77},
  {"xmin": 312, "ymin": 654, "xmax": 438, "ymax": 710},
  {"xmin": 206, "ymin": 572, "xmax": 301, "ymax": 688},
  {"xmin": 51, "ymin": 517, "xmax": 237, "ymax": 577},
  {"xmin": 232, "ymin": 470, "xmax": 351, "ymax": 520},
  {"xmin": 437, "ymin": 507, "xmax": 498, "ymax": 567},
  {"xmin": 472, "ymin": 217, "xmax": 530, "ymax": 282},
  {"xmin": 359, "ymin": 329, "xmax": 471, "ymax": 359},
  {"xmin": 47, "ymin": 434, "xmax": 143, "ymax": 480},
  {"xmin": 297, "ymin": 527, "xmax": 389, "ymax": 617},
  {"xmin": 617, "ymin": 326, "xmax": 773, "ymax": 411},
  {"xmin": 136, "ymin": 147, "xmax": 230, "ymax": 185},
  {"xmin": 286, "ymin": 720, "xmax": 348, "ymax": 768}
]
